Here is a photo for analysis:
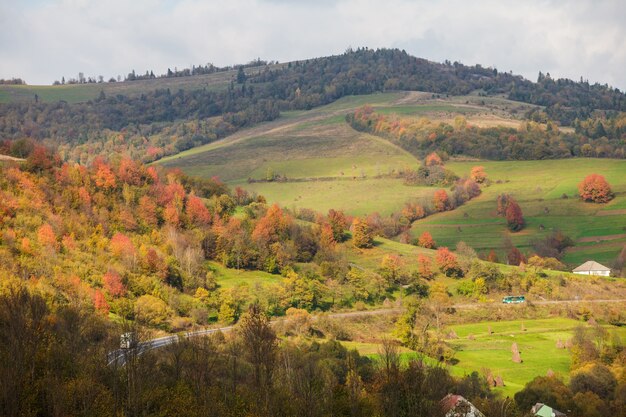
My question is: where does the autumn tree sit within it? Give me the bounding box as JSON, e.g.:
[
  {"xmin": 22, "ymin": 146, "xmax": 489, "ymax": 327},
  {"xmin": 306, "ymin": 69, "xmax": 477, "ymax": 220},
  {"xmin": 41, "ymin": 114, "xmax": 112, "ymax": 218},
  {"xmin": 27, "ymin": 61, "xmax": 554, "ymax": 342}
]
[
  {"xmin": 435, "ymin": 247, "xmax": 462, "ymax": 277},
  {"xmin": 401, "ymin": 202, "xmax": 425, "ymax": 222},
  {"xmin": 425, "ymin": 152, "xmax": 443, "ymax": 166},
  {"xmin": 433, "ymin": 189, "xmax": 450, "ymax": 212},
  {"xmin": 103, "ymin": 270, "xmax": 125, "ymax": 297},
  {"xmin": 351, "ymin": 217, "xmax": 373, "ymax": 248},
  {"xmin": 327, "ymin": 209, "xmax": 348, "ymax": 242},
  {"xmin": 94, "ymin": 162, "xmax": 116, "ymax": 190},
  {"xmin": 252, "ymin": 204, "xmax": 291, "ymax": 245},
  {"xmin": 37, "ymin": 223, "xmax": 57, "ymax": 249},
  {"xmin": 380, "ymin": 254, "xmax": 404, "ymax": 284},
  {"xmin": 578, "ymin": 174, "xmax": 614, "ymax": 203},
  {"xmin": 505, "ymin": 199, "xmax": 525, "ymax": 232},
  {"xmin": 470, "ymin": 166, "xmax": 487, "ymax": 183},
  {"xmin": 185, "ymin": 194, "xmax": 212, "ymax": 226},
  {"xmin": 417, "ymin": 254, "xmax": 433, "ymax": 279},
  {"xmin": 417, "ymin": 231, "xmax": 436, "ymax": 249}
]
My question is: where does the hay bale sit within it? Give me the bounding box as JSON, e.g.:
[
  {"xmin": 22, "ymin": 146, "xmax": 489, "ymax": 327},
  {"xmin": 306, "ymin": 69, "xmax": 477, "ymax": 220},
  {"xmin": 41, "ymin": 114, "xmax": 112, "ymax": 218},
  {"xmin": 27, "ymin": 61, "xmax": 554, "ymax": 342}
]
[
  {"xmin": 495, "ymin": 376, "xmax": 505, "ymax": 387},
  {"xmin": 468, "ymin": 334, "xmax": 476, "ymax": 340},
  {"xmin": 447, "ymin": 329, "xmax": 459, "ymax": 339},
  {"xmin": 546, "ymin": 369, "xmax": 555, "ymax": 377},
  {"xmin": 511, "ymin": 342, "xmax": 522, "ymax": 363}
]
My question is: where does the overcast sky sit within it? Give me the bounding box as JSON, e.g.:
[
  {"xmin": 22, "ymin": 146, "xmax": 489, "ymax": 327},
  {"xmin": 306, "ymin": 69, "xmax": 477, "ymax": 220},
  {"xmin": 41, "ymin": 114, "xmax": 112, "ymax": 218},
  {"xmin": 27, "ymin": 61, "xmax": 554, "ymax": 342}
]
[{"xmin": 1, "ymin": 0, "xmax": 624, "ymax": 89}]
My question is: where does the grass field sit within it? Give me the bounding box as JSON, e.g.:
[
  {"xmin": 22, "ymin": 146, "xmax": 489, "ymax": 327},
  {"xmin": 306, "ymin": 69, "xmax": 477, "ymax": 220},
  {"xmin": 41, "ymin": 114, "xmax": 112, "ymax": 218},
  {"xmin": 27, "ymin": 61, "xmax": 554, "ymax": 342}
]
[
  {"xmin": 208, "ymin": 262, "xmax": 281, "ymax": 289},
  {"xmin": 411, "ymin": 159, "xmax": 626, "ymax": 267},
  {"xmin": 343, "ymin": 317, "xmax": 626, "ymax": 397},
  {"xmin": 0, "ymin": 65, "xmax": 278, "ymax": 104}
]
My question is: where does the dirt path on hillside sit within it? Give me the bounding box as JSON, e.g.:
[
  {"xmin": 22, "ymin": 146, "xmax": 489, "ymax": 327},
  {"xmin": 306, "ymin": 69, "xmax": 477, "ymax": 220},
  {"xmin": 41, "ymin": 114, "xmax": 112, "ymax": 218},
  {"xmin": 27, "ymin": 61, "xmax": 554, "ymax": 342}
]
[
  {"xmin": 577, "ymin": 233, "xmax": 626, "ymax": 243},
  {"xmin": 597, "ymin": 209, "xmax": 626, "ymax": 216}
]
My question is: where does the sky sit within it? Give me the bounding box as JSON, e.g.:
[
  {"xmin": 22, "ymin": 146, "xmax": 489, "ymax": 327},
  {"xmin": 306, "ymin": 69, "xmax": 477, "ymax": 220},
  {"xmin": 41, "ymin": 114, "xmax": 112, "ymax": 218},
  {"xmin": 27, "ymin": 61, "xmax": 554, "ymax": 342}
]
[{"xmin": 1, "ymin": 0, "xmax": 624, "ymax": 89}]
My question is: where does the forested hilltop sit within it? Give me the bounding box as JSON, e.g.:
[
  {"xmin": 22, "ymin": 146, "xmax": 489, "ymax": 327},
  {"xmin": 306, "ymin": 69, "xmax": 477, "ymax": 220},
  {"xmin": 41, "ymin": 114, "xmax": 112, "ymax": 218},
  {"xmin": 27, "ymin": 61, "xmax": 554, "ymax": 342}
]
[{"xmin": 0, "ymin": 48, "xmax": 624, "ymax": 163}]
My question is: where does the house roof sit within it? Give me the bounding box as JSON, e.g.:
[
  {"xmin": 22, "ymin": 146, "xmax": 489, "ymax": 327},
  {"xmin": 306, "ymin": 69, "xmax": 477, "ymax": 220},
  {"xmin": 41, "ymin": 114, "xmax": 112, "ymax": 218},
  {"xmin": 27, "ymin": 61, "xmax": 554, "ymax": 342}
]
[
  {"xmin": 572, "ymin": 260, "xmax": 611, "ymax": 272},
  {"xmin": 531, "ymin": 402, "xmax": 566, "ymax": 417},
  {"xmin": 441, "ymin": 394, "xmax": 486, "ymax": 417}
]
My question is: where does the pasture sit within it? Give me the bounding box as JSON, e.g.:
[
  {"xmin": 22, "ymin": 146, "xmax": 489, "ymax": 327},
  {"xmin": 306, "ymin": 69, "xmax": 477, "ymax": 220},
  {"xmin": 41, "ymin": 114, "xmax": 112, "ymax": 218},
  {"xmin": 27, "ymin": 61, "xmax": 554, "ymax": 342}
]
[
  {"xmin": 344, "ymin": 317, "xmax": 626, "ymax": 397},
  {"xmin": 411, "ymin": 159, "xmax": 626, "ymax": 267}
]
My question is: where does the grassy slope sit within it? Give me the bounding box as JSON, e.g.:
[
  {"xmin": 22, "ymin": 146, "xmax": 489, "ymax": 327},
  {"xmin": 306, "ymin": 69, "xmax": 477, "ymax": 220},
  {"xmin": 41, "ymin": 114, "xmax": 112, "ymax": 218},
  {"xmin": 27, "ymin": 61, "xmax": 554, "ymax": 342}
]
[
  {"xmin": 345, "ymin": 318, "xmax": 626, "ymax": 397},
  {"xmin": 160, "ymin": 91, "xmax": 625, "ymax": 265},
  {"xmin": 0, "ymin": 65, "xmax": 278, "ymax": 104},
  {"xmin": 411, "ymin": 159, "xmax": 626, "ymax": 266}
]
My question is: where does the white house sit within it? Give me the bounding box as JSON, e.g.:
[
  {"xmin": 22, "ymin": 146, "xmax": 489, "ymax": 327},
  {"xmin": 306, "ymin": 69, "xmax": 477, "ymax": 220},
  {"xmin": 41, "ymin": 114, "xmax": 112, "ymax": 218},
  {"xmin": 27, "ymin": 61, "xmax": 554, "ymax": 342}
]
[{"xmin": 572, "ymin": 260, "xmax": 611, "ymax": 276}]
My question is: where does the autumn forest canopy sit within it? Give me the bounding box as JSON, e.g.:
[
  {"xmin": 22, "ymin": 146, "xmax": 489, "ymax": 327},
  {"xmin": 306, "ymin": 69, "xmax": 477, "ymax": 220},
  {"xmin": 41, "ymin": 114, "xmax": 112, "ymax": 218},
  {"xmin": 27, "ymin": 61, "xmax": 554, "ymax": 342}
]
[{"xmin": 1, "ymin": 48, "xmax": 625, "ymax": 164}]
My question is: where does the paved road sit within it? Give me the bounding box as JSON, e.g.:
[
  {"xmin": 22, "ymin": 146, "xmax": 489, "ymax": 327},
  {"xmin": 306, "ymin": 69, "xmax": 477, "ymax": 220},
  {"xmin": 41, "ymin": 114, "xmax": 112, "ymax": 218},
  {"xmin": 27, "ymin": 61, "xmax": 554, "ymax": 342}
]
[{"xmin": 107, "ymin": 298, "xmax": 626, "ymax": 366}]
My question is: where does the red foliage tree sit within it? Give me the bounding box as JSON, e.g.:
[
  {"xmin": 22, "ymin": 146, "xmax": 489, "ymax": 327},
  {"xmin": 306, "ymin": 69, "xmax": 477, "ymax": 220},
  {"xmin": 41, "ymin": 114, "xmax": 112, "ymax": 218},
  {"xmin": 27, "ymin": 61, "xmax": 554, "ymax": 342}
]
[
  {"xmin": 103, "ymin": 270, "xmax": 125, "ymax": 297},
  {"xmin": 433, "ymin": 189, "xmax": 450, "ymax": 212},
  {"xmin": 117, "ymin": 158, "xmax": 142, "ymax": 186},
  {"xmin": 27, "ymin": 145, "xmax": 55, "ymax": 172},
  {"xmin": 578, "ymin": 174, "xmax": 613, "ymax": 203},
  {"xmin": 507, "ymin": 246, "xmax": 525, "ymax": 266},
  {"xmin": 435, "ymin": 247, "xmax": 461, "ymax": 277},
  {"xmin": 93, "ymin": 290, "xmax": 110, "ymax": 315},
  {"xmin": 186, "ymin": 194, "xmax": 212, "ymax": 226},
  {"xmin": 486, "ymin": 249, "xmax": 499, "ymax": 263},
  {"xmin": 505, "ymin": 199, "xmax": 525, "ymax": 232},
  {"xmin": 417, "ymin": 231, "xmax": 436, "ymax": 249},
  {"xmin": 425, "ymin": 152, "xmax": 443, "ymax": 166}
]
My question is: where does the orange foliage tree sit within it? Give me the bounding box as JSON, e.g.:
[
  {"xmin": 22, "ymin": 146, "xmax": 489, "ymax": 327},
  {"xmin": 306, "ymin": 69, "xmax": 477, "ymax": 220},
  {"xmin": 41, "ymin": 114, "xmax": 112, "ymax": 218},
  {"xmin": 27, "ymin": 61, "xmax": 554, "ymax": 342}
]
[
  {"xmin": 327, "ymin": 209, "xmax": 348, "ymax": 242},
  {"xmin": 37, "ymin": 223, "xmax": 57, "ymax": 249},
  {"xmin": 417, "ymin": 254, "xmax": 433, "ymax": 279},
  {"xmin": 94, "ymin": 163, "xmax": 116, "ymax": 190},
  {"xmin": 425, "ymin": 152, "xmax": 443, "ymax": 166},
  {"xmin": 470, "ymin": 166, "xmax": 487, "ymax": 183},
  {"xmin": 578, "ymin": 174, "xmax": 613, "ymax": 203},
  {"xmin": 433, "ymin": 189, "xmax": 450, "ymax": 212},
  {"xmin": 417, "ymin": 231, "xmax": 436, "ymax": 249},
  {"xmin": 252, "ymin": 204, "xmax": 291, "ymax": 244}
]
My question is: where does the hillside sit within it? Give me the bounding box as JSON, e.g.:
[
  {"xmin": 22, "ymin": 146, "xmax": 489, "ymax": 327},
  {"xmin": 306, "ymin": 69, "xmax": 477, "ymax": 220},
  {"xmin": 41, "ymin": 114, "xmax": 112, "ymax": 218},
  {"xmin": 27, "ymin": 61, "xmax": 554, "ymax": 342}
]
[{"xmin": 158, "ymin": 92, "xmax": 626, "ymax": 271}]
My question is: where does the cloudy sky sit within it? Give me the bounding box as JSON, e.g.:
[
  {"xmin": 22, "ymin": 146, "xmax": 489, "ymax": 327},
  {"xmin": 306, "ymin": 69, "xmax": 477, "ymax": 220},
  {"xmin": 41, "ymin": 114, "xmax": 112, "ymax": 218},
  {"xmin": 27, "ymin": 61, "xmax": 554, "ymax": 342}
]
[{"xmin": 1, "ymin": 0, "xmax": 624, "ymax": 89}]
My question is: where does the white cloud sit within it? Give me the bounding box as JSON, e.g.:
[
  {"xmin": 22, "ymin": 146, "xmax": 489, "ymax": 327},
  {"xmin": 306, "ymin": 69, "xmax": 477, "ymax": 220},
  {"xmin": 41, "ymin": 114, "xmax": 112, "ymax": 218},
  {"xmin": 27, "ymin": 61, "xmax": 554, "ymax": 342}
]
[{"xmin": 0, "ymin": 0, "xmax": 624, "ymax": 90}]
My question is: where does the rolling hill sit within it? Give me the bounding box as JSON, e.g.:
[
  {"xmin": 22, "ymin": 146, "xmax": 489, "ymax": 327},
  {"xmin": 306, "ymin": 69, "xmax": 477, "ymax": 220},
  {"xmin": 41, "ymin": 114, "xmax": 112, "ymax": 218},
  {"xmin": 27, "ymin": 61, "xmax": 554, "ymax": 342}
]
[{"xmin": 157, "ymin": 91, "xmax": 626, "ymax": 270}]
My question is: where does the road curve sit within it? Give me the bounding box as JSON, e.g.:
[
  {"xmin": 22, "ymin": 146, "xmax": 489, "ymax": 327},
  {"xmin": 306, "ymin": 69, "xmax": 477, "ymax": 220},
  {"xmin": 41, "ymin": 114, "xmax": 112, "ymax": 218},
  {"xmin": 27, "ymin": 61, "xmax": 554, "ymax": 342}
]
[{"xmin": 107, "ymin": 298, "xmax": 626, "ymax": 366}]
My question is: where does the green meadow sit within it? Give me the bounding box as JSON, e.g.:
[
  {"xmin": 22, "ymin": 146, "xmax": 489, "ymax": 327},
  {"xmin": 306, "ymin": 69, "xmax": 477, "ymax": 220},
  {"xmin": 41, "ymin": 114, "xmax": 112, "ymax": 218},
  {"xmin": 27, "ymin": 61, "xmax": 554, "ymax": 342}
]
[
  {"xmin": 412, "ymin": 159, "xmax": 626, "ymax": 266},
  {"xmin": 345, "ymin": 317, "xmax": 626, "ymax": 397}
]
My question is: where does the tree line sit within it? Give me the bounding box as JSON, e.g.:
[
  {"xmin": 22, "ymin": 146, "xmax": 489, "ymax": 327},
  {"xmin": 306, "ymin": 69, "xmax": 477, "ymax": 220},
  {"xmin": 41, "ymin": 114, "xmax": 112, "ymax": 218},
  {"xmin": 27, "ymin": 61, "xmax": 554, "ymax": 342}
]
[{"xmin": 347, "ymin": 106, "xmax": 626, "ymax": 159}]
